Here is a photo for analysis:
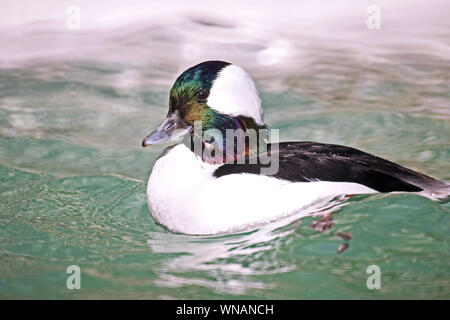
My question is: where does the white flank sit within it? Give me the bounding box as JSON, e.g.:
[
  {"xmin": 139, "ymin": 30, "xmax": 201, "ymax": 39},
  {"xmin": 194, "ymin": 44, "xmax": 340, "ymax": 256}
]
[{"xmin": 147, "ymin": 144, "xmax": 376, "ymax": 235}]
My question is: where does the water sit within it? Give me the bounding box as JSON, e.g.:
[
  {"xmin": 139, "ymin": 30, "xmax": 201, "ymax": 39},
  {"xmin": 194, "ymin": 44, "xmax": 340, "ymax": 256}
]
[{"xmin": 1, "ymin": 1, "xmax": 450, "ymax": 299}]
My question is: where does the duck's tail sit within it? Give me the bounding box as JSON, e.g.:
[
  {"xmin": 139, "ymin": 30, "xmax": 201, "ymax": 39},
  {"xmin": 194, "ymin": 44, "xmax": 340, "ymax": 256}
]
[{"xmin": 416, "ymin": 180, "xmax": 450, "ymax": 203}]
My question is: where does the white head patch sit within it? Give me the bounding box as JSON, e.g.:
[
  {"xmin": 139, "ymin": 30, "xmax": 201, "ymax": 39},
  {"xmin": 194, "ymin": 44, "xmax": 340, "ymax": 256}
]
[{"xmin": 207, "ymin": 64, "xmax": 264, "ymax": 125}]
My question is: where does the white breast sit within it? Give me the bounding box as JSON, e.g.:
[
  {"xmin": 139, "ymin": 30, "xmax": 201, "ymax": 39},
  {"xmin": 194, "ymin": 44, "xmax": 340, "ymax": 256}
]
[{"xmin": 146, "ymin": 144, "xmax": 376, "ymax": 235}]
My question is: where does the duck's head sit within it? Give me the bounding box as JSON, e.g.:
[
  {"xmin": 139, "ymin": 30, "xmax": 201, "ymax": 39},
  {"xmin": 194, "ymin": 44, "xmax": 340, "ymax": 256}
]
[{"xmin": 141, "ymin": 60, "xmax": 264, "ymax": 147}]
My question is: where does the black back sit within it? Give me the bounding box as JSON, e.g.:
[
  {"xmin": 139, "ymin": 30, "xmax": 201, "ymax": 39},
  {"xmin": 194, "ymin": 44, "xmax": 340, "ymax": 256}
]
[{"xmin": 213, "ymin": 142, "xmax": 441, "ymax": 193}]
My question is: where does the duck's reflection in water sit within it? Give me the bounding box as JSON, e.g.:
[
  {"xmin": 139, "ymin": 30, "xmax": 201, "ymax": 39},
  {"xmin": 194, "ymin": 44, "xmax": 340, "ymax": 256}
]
[{"xmin": 146, "ymin": 195, "xmax": 349, "ymax": 294}]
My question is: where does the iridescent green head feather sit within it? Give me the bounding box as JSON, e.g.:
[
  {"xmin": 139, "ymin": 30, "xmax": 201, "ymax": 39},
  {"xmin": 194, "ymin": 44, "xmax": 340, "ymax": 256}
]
[
  {"xmin": 142, "ymin": 60, "xmax": 266, "ymax": 162},
  {"xmin": 168, "ymin": 60, "xmax": 230, "ymax": 128}
]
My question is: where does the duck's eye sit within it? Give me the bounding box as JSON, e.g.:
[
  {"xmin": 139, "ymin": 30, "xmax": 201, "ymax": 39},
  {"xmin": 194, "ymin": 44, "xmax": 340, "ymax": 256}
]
[{"xmin": 195, "ymin": 89, "xmax": 209, "ymax": 102}]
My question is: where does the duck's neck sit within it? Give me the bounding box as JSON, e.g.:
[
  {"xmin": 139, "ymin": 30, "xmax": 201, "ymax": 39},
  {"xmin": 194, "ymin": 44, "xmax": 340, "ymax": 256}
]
[{"xmin": 184, "ymin": 113, "xmax": 267, "ymax": 164}]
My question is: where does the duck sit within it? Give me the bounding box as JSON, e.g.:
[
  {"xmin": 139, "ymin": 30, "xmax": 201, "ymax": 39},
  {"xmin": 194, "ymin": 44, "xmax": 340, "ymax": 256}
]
[{"xmin": 141, "ymin": 60, "xmax": 450, "ymax": 235}]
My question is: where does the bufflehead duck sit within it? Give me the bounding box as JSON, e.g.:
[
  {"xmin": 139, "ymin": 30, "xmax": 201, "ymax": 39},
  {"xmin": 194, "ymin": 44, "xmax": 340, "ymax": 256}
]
[{"xmin": 142, "ymin": 60, "xmax": 449, "ymax": 235}]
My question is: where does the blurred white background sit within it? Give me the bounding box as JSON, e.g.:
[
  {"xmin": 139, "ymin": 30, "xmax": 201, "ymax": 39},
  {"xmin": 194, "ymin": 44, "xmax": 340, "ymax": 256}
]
[{"xmin": 2, "ymin": 0, "xmax": 449, "ymax": 68}]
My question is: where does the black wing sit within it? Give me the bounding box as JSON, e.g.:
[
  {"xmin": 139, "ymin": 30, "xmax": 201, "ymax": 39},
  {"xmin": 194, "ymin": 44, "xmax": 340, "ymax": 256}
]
[{"xmin": 213, "ymin": 141, "xmax": 444, "ymax": 193}]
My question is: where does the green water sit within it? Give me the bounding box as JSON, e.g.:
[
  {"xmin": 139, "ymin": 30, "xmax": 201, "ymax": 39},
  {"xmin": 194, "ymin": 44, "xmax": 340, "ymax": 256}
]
[{"xmin": 1, "ymin": 20, "xmax": 450, "ymax": 299}]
